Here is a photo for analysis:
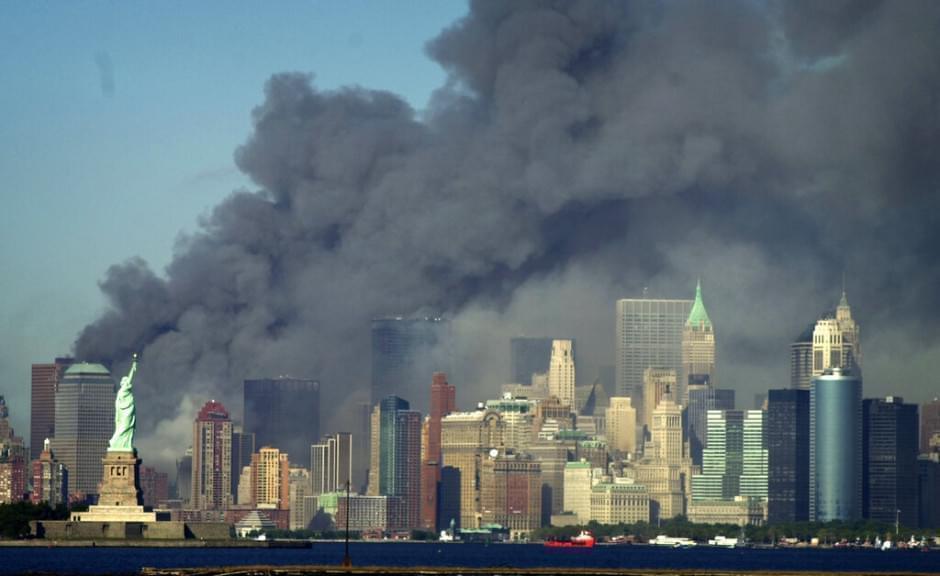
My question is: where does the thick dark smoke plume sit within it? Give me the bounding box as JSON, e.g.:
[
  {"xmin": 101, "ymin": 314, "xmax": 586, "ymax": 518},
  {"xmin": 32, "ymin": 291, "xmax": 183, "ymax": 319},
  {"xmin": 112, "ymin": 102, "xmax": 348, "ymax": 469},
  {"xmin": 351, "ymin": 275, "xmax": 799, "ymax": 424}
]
[{"xmin": 75, "ymin": 1, "xmax": 940, "ymax": 468}]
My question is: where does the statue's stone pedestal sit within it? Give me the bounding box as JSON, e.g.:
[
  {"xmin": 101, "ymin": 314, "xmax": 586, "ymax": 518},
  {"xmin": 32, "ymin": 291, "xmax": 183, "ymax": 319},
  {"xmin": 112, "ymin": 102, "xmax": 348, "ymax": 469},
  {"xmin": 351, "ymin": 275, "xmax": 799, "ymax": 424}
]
[{"xmin": 71, "ymin": 450, "xmax": 157, "ymax": 522}]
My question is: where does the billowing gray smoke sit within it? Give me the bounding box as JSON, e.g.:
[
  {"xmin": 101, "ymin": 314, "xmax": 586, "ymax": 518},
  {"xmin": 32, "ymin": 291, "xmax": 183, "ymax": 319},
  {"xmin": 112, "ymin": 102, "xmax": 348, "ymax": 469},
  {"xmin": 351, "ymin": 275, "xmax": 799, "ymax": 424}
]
[{"xmin": 75, "ymin": 0, "xmax": 940, "ymax": 469}]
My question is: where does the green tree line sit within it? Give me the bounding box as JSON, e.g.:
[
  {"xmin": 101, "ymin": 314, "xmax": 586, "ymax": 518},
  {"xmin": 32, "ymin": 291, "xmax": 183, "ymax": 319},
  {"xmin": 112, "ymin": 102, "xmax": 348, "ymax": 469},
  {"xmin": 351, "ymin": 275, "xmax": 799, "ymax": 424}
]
[{"xmin": 0, "ymin": 502, "xmax": 69, "ymax": 539}]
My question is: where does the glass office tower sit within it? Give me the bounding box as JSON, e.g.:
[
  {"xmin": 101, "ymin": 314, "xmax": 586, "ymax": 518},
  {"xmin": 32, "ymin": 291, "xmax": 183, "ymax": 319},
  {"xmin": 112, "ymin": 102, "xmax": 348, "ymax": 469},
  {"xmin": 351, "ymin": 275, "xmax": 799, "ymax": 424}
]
[{"xmin": 810, "ymin": 368, "xmax": 862, "ymax": 521}]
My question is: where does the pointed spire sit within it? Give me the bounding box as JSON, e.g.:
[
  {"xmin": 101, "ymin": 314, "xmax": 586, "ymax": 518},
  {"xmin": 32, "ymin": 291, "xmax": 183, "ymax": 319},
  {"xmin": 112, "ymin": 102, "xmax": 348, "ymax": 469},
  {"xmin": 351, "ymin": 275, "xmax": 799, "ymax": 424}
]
[{"xmin": 686, "ymin": 278, "xmax": 712, "ymax": 328}]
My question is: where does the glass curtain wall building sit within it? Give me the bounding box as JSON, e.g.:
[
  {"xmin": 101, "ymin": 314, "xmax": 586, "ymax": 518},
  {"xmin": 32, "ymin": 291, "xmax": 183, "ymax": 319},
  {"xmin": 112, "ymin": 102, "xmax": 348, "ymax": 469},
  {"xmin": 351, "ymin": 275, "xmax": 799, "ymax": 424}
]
[
  {"xmin": 766, "ymin": 389, "xmax": 810, "ymax": 523},
  {"xmin": 810, "ymin": 368, "xmax": 862, "ymax": 522}
]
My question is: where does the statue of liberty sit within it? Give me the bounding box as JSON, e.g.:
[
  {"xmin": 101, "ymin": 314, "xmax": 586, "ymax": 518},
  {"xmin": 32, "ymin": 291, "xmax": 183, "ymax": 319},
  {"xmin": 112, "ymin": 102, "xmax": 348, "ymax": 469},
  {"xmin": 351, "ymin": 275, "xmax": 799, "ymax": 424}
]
[{"xmin": 108, "ymin": 353, "xmax": 138, "ymax": 452}]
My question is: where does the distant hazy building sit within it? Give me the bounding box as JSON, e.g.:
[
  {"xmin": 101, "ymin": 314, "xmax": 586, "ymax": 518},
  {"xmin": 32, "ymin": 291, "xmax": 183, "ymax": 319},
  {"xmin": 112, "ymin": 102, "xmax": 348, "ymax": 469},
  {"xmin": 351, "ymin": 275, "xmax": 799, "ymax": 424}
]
[
  {"xmin": 863, "ymin": 397, "xmax": 918, "ymax": 527},
  {"xmin": 371, "ymin": 317, "xmax": 451, "ymax": 415},
  {"xmin": 311, "ymin": 432, "xmax": 353, "ymax": 495},
  {"xmin": 480, "ymin": 451, "xmax": 541, "ymax": 535},
  {"xmin": 641, "ymin": 368, "xmax": 677, "ymax": 436},
  {"xmin": 251, "ymin": 446, "xmax": 289, "ymax": 510},
  {"xmin": 191, "ymin": 400, "xmax": 233, "ymax": 511},
  {"xmin": 810, "ymin": 368, "xmax": 862, "ymax": 521},
  {"xmin": 766, "ymin": 389, "xmax": 810, "ymax": 524},
  {"xmin": 789, "ymin": 323, "xmax": 815, "ymax": 391},
  {"xmin": 288, "ymin": 467, "xmax": 314, "ymax": 530},
  {"xmin": 591, "ymin": 479, "xmax": 650, "ymax": 525},
  {"xmin": 563, "ymin": 461, "xmax": 602, "ymax": 524},
  {"xmin": 0, "ymin": 397, "xmax": 27, "ymax": 504},
  {"xmin": 244, "ymin": 377, "xmax": 320, "ymax": 469},
  {"xmin": 548, "ymin": 340, "xmax": 576, "ymax": 409},
  {"xmin": 30, "ymin": 439, "xmax": 68, "ymax": 506},
  {"xmin": 686, "ymin": 386, "xmax": 735, "ymax": 466},
  {"xmin": 921, "ymin": 398, "xmax": 940, "ymax": 455},
  {"xmin": 680, "ymin": 281, "xmax": 715, "ymax": 404},
  {"xmin": 231, "ymin": 428, "xmax": 255, "ymax": 504},
  {"xmin": 606, "ymin": 397, "xmax": 637, "ymax": 457},
  {"xmin": 139, "ymin": 466, "xmax": 168, "ymax": 509},
  {"xmin": 616, "ymin": 296, "xmax": 692, "ymax": 423},
  {"xmin": 485, "ymin": 394, "xmax": 535, "ymax": 453},
  {"xmin": 176, "ymin": 448, "xmax": 192, "ymax": 505},
  {"xmin": 52, "ymin": 363, "xmax": 114, "ymax": 498},
  {"xmin": 30, "ymin": 358, "xmax": 73, "ymax": 461},
  {"xmin": 510, "ymin": 337, "xmax": 575, "ymax": 386},
  {"xmin": 368, "ymin": 396, "xmax": 421, "ymax": 529}
]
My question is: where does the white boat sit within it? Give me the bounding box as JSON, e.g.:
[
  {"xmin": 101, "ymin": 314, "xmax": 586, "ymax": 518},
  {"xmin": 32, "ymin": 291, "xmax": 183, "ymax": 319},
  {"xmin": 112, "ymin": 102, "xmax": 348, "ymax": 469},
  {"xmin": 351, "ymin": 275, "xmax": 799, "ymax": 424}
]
[
  {"xmin": 708, "ymin": 535, "xmax": 739, "ymax": 548},
  {"xmin": 650, "ymin": 534, "xmax": 697, "ymax": 548}
]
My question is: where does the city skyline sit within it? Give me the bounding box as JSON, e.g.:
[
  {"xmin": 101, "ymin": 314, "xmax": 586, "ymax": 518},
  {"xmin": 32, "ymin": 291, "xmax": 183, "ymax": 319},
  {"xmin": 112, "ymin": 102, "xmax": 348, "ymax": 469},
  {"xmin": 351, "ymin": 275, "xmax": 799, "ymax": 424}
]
[{"xmin": 2, "ymin": 0, "xmax": 940, "ymax": 511}]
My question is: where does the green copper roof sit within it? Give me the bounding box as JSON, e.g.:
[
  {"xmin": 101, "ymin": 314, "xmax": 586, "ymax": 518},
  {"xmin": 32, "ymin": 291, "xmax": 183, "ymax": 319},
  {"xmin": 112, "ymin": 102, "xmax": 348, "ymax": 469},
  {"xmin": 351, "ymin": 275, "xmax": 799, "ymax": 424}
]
[
  {"xmin": 64, "ymin": 362, "xmax": 111, "ymax": 376},
  {"xmin": 838, "ymin": 290, "xmax": 849, "ymax": 309},
  {"xmin": 686, "ymin": 279, "xmax": 712, "ymax": 328}
]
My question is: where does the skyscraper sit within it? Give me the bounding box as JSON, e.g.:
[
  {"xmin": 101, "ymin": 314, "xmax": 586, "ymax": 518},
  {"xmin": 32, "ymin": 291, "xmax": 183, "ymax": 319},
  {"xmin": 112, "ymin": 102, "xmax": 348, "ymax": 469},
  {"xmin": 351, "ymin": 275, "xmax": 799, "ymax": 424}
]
[
  {"xmin": 921, "ymin": 398, "xmax": 940, "ymax": 454},
  {"xmin": 548, "ymin": 339, "xmax": 576, "ymax": 408},
  {"xmin": 441, "ymin": 409, "xmax": 504, "ymax": 528},
  {"xmin": 634, "ymin": 397, "xmax": 693, "ymax": 521},
  {"xmin": 480, "ymin": 451, "xmax": 541, "ymax": 534},
  {"xmin": 789, "ymin": 324, "xmax": 815, "ymax": 390},
  {"xmin": 606, "ymin": 397, "xmax": 637, "ymax": 457},
  {"xmin": 810, "ymin": 368, "xmax": 862, "ymax": 521},
  {"xmin": 31, "ymin": 439, "xmax": 68, "ymax": 507},
  {"xmin": 191, "ymin": 400, "xmax": 232, "ymax": 511},
  {"xmin": 231, "ymin": 428, "xmax": 255, "ymax": 504},
  {"xmin": 686, "ymin": 386, "xmax": 735, "ymax": 466},
  {"xmin": 52, "ymin": 363, "xmax": 114, "ymax": 498},
  {"xmin": 30, "ymin": 358, "xmax": 73, "ymax": 461},
  {"xmin": 371, "ymin": 317, "xmax": 451, "ymax": 415},
  {"xmin": 680, "ymin": 280, "xmax": 716, "ymax": 404},
  {"xmin": 691, "ymin": 410, "xmax": 767, "ymax": 503},
  {"xmin": 250, "ymin": 446, "xmax": 289, "ymax": 509},
  {"xmin": 243, "ymin": 377, "xmax": 320, "ymax": 468},
  {"xmin": 641, "ymin": 368, "xmax": 677, "ymax": 435},
  {"xmin": 0, "ymin": 396, "xmax": 27, "ymax": 504},
  {"xmin": 310, "ymin": 432, "xmax": 353, "ymax": 494},
  {"xmin": 766, "ymin": 389, "xmax": 810, "ymax": 524},
  {"xmin": 616, "ymin": 296, "xmax": 692, "ymax": 423},
  {"xmin": 862, "ymin": 397, "xmax": 918, "ymax": 526},
  {"xmin": 421, "ymin": 373, "xmax": 456, "ymax": 530},
  {"xmin": 369, "ymin": 396, "xmax": 422, "ymax": 529}
]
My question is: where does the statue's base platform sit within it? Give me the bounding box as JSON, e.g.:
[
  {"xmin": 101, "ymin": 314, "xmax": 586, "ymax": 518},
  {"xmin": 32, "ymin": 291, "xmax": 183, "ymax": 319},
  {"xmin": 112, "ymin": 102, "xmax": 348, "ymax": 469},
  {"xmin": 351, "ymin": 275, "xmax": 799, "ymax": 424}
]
[
  {"xmin": 31, "ymin": 520, "xmax": 232, "ymax": 541},
  {"xmin": 71, "ymin": 505, "xmax": 157, "ymax": 523}
]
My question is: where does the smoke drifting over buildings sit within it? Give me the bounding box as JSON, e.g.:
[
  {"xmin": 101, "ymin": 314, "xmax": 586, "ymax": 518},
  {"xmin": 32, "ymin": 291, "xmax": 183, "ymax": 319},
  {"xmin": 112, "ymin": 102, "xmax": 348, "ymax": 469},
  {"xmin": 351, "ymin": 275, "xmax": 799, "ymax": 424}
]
[{"xmin": 74, "ymin": 1, "xmax": 940, "ymax": 468}]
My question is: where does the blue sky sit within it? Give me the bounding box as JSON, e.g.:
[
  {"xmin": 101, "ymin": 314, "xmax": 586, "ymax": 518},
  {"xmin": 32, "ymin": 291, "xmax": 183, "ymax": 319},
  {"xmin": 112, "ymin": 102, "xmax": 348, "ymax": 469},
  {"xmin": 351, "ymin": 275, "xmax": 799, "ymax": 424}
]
[{"xmin": 0, "ymin": 1, "xmax": 468, "ymax": 439}]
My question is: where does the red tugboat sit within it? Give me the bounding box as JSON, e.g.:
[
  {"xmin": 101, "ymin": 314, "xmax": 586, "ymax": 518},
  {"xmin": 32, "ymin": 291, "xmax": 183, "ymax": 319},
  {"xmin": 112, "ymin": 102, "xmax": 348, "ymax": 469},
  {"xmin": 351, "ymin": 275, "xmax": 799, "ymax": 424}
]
[{"xmin": 544, "ymin": 530, "xmax": 596, "ymax": 548}]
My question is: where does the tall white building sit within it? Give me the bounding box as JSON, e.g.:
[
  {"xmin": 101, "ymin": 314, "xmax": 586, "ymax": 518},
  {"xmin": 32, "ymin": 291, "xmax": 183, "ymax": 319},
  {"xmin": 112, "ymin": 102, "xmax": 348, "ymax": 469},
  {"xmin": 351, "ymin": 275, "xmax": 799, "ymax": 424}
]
[
  {"xmin": 548, "ymin": 339, "xmax": 576, "ymax": 408},
  {"xmin": 606, "ymin": 397, "xmax": 637, "ymax": 457},
  {"xmin": 563, "ymin": 461, "xmax": 603, "ymax": 524}
]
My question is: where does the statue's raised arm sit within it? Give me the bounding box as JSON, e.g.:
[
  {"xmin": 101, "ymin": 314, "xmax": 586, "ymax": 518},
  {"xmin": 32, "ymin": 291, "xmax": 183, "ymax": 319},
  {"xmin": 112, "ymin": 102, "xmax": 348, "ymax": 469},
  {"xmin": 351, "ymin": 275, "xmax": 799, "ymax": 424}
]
[{"xmin": 108, "ymin": 354, "xmax": 138, "ymax": 453}]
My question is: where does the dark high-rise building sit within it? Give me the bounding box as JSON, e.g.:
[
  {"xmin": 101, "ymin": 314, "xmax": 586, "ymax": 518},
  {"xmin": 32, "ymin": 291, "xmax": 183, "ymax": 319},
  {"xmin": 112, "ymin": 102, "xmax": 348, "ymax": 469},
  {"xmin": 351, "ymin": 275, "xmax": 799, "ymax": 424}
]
[
  {"xmin": 917, "ymin": 457, "xmax": 940, "ymax": 529},
  {"xmin": 244, "ymin": 377, "xmax": 320, "ymax": 468},
  {"xmin": 231, "ymin": 428, "xmax": 255, "ymax": 503},
  {"xmin": 921, "ymin": 398, "xmax": 940, "ymax": 454},
  {"xmin": 52, "ymin": 363, "xmax": 114, "ymax": 498},
  {"xmin": 863, "ymin": 397, "xmax": 919, "ymax": 526},
  {"xmin": 438, "ymin": 466, "xmax": 461, "ymax": 530},
  {"xmin": 509, "ymin": 337, "xmax": 576, "ymax": 386},
  {"xmin": 371, "ymin": 317, "xmax": 451, "ymax": 415},
  {"xmin": 810, "ymin": 368, "xmax": 862, "ymax": 522},
  {"xmin": 369, "ymin": 396, "xmax": 421, "ymax": 529},
  {"xmin": 686, "ymin": 386, "xmax": 735, "ymax": 466},
  {"xmin": 421, "ymin": 372, "xmax": 455, "ymax": 530},
  {"xmin": 766, "ymin": 389, "xmax": 810, "ymax": 524},
  {"xmin": 176, "ymin": 449, "xmax": 192, "ymax": 504},
  {"xmin": 30, "ymin": 358, "xmax": 73, "ymax": 461}
]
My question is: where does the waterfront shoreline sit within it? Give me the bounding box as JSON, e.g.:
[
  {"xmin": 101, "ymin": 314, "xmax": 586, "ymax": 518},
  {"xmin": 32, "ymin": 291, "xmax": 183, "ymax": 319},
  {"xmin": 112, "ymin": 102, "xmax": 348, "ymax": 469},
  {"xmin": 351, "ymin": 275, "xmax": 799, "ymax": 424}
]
[{"xmin": 137, "ymin": 565, "xmax": 940, "ymax": 576}]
